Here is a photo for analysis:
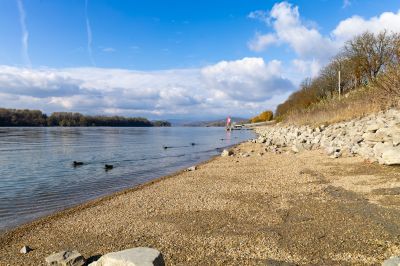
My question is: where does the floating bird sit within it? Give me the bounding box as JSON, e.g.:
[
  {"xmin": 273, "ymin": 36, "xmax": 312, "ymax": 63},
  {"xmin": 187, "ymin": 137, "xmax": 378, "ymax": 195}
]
[
  {"xmin": 163, "ymin": 146, "xmax": 170, "ymax": 150},
  {"xmin": 73, "ymin": 161, "xmax": 84, "ymax": 167},
  {"xmin": 191, "ymin": 142, "xmax": 196, "ymax": 146},
  {"xmin": 105, "ymin": 164, "xmax": 114, "ymax": 170}
]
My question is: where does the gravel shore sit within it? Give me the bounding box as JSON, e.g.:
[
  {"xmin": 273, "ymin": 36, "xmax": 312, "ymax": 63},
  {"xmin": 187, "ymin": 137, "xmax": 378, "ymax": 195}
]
[{"xmin": 1, "ymin": 142, "xmax": 400, "ymax": 265}]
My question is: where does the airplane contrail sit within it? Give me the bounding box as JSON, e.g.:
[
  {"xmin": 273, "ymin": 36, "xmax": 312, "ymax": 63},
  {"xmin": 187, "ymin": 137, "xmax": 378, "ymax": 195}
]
[
  {"xmin": 16, "ymin": 0, "xmax": 31, "ymax": 67},
  {"xmin": 85, "ymin": 0, "xmax": 95, "ymax": 66}
]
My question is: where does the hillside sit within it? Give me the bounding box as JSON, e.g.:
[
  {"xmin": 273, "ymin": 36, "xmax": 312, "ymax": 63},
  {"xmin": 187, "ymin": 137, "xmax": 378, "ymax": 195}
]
[{"xmin": 275, "ymin": 31, "xmax": 400, "ymax": 126}]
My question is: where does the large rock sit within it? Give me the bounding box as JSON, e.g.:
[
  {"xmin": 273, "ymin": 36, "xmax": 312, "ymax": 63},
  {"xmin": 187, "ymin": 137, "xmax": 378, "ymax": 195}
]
[
  {"xmin": 374, "ymin": 142, "xmax": 393, "ymax": 158},
  {"xmin": 89, "ymin": 247, "xmax": 164, "ymax": 266},
  {"xmin": 381, "ymin": 147, "xmax": 400, "ymax": 165},
  {"xmin": 363, "ymin": 132, "xmax": 386, "ymax": 143},
  {"xmin": 45, "ymin": 250, "xmax": 85, "ymax": 266},
  {"xmin": 291, "ymin": 143, "xmax": 304, "ymax": 153},
  {"xmin": 382, "ymin": 256, "xmax": 400, "ymax": 266},
  {"xmin": 221, "ymin": 149, "xmax": 233, "ymax": 157}
]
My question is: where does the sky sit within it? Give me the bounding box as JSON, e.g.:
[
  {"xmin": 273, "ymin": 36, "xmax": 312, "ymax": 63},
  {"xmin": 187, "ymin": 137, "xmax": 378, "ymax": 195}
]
[{"xmin": 0, "ymin": 0, "xmax": 400, "ymax": 120}]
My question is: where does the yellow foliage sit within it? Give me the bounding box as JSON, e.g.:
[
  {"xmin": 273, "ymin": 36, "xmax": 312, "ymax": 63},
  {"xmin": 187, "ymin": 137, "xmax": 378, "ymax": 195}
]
[{"xmin": 250, "ymin": 110, "xmax": 273, "ymax": 123}]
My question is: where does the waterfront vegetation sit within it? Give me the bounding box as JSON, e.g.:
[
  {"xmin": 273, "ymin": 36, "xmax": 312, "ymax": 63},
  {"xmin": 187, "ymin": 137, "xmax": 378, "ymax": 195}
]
[
  {"xmin": 250, "ymin": 110, "xmax": 273, "ymax": 123},
  {"xmin": 0, "ymin": 109, "xmax": 170, "ymax": 127},
  {"xmin": 276, "ymin": 31, "xmax": 400, "ymax": 125}
]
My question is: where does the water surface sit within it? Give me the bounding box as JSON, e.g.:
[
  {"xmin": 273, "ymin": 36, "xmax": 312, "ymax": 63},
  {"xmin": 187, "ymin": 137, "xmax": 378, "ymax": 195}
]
[{"xmin": 0, "ymin": 127, "xmax": 253, "ymax": 231}]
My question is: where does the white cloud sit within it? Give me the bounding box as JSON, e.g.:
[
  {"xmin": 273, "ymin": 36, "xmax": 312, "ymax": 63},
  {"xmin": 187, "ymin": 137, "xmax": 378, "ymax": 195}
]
[
  {"xmin": 202, "ymin": 58, "xmax": 292, "ymax": 102},
  {"xmin": 0, "ymin": 58, "xmax": 295, "ymax": 118},
  {"xmin": 332, "ymin": 10, "xmax": 400, "ymax": 42},
  {"xmin": 291, "ymin": 59, "xmax": 321, "ymax": 78},
  {"xmin": 253, "ymin": 2, "xmax": 337, "ymax": 61},
  {"xmin": 248, "ymin": 10, "xmax": 270, "ymax": 23},
  {"xmin": 248, "ymin": 33, "xmax": 278, "ymax": 52},
  {"xmin": 16, "ymin": 0, "xmax": 31, "ymax": 67},
  {"xmin": 248, "ymin": 2, "xmax": 400, "ymax": 77}
]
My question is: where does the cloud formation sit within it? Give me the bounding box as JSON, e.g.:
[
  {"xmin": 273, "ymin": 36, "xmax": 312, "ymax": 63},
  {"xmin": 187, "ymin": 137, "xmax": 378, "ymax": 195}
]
[
  {"xmin": 0, "ymin": 58, "xmax": 295, "ymax": 118},
  {"xmin": 16, "ymin": 0, "xmax": 31, "ymax": 67},
  {"xmin": 248, "ymin": 2, "xmax": 400, "ymax": 77}
]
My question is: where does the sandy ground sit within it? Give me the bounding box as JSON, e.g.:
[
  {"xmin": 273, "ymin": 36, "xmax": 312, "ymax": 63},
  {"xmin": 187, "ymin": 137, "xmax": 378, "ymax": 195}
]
[{"xmin": 1, "ymin": 142, "xmax": 400, "ymax": 265}]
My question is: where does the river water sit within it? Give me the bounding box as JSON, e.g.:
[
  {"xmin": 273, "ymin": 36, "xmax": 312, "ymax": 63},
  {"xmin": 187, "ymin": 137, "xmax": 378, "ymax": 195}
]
[{"xmin": 0, "ymin": 127, "xmax": 254, "ymax": 231}]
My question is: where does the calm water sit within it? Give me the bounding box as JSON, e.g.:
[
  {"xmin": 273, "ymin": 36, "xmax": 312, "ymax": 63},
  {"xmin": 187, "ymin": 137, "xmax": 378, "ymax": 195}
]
[{"xmin": 0, "ymin": 127, "xmax": 253, "ymax": 231}]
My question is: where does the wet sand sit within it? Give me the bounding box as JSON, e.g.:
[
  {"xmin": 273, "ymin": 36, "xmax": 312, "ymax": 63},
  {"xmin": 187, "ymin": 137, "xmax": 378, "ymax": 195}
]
[{"xmin": 1, "ymin": 142, "xmax": 400, "ymax": 265}]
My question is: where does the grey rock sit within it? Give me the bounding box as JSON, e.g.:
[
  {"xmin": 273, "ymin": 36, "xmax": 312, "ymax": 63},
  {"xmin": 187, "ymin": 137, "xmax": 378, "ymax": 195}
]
[
  {"xmin": 381, "ymin": 147, "xmax": 400, "ymax": 165},
  {"xmin": 45, "ymin": 250, "xmax": 85, "ymax": 266},
  {"xmin": 330, "ymin": 151, "xmax": 342, "ymax": 159},
  {"xmin": 221, "ymin": 149, "xmax": 233, "ymax": 157},
  {"xmin": 20, "ymin": 245, "xmax": 32, "ymax": 254},
  {"xmin": 393, "ymin": 134, "xmax": 400, "ymax": 146},
  {"xmin": 291, "ymin": 143, "xmax": 304, "ymax": 153},
  {"xmin": 89, "ymin": 247, "xmax": 164, "ymax": 266},
  {"xmin": 186, "ymin": 166, "xmax": 197, "ymax": 171},
  {"xmin": 363, "ymin": 132, "xmax": 386, "ymax": 143},
  {"xmin": 374, "ymin": 142, "xmax": 393, "ymax": 158},
  {"xmin": 382, "ymin": 256, "xmax": 400, "ymax": 266},
  {"xmin": 325, "ymin": 147, "xmax": 336, "ymax": 156},
  {"xmin": 365, "ymin": 123, "xmax": 380, "ymax": 133}
]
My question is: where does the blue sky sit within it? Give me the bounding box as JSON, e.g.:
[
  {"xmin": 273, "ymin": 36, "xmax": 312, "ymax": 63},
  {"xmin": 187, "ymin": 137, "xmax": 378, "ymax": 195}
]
[{"xmin": 0, "ymin": 0, "xmax": 400, "ymax": 119}]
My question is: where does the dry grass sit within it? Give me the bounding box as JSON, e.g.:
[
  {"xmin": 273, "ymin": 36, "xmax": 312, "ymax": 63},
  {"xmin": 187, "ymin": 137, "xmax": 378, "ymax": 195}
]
[{"xmin": 281, "ymin": 73, "xmax": 400, "ymax": 126}]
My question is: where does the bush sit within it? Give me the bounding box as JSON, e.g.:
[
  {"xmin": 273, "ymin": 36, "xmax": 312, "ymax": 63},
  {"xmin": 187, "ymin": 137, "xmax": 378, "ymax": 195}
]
[{"xmin": 250, "ymin": 110, "xmax": 273, "ymax": 123}]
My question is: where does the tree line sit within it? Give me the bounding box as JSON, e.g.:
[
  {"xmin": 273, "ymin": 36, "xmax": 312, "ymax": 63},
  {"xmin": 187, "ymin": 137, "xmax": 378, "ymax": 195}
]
[
  {"xmin": 276, "ymin": 31, "xmax": 400, "ymax": 118},
  {"xmin": 0, "ymin": 108, "xmax": 171, "ymax": 127}
]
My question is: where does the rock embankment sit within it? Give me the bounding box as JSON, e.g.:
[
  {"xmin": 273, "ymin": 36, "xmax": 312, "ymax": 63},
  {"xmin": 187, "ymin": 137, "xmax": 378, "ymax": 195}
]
[{"xmin": 254, "ymin": 109, "xmax": 400, "ymax": 165}]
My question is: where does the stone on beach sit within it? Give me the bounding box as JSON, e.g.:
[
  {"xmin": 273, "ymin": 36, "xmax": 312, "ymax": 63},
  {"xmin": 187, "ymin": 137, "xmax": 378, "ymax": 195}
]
[
  {"xmin": 382, "ymin": 256, "xmax": 400, "ymax": 266},
  {"xmin": 89, "ymin": 247, "xmax": 164, "ymax": 266},
  {"xmin": 45, "ymin": 250, "xmax": 85, "ymax": 266},
  {"xmin": 381, "ymin": 147, "xmax": 400, "ymax": 165},
  {"xmin": 20, "ymin": 245, "xmax": 32, "ymax": 254},
  {"xmin": 186, "ymin": 166, "xmax": 197, "ymax": 171},
  {"xmin": 221, "ymin": 149, "xmax": 233, "ymax": 157}
]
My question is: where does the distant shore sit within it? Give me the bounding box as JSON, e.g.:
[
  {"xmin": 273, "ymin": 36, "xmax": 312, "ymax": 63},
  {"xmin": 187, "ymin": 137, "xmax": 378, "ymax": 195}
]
[{"xmin": 1, "ymin": 140, "xmax": 400, "ymax": 265}]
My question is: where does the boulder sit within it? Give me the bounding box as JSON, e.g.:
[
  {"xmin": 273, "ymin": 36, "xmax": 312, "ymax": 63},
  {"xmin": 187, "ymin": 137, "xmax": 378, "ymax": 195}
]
[
  {"xmin": 363, "ymin": 132, "xmax": 386, "ymax": 143},
  {"xmin": 381, "ymin": 147, "xmax": 400, "ymax": 165},
  {"xmin": 382, "ymin": 256, "xmax": 400, "ymax": 266},
  {"xmin": 373, "ymin": 142, "xmax": 393, "ymax": 158},
  {"xmin": 89, "ymin": 247, "xmax": 164, "ymax": 266},
  {"xmin": 221, "ymin": 149, "xmax": 233, "ymax": 157},
  {"xmin": 45, "ymin": 250, "xmax": 85, "ymax": 266},
  {"xmin": 365, "ymin": 123, "xmax": 380, "ymax": 133},
  {"xmin": 330, "ymin": 151, "xmax": 342, "ymax": 159},
  {"xmin": 291, "ymin": 143, "xmax": 304, "ymax": 153},
  {"xmin": 393, "ymin": 134, "xmax": 400, "ymax": 146}
]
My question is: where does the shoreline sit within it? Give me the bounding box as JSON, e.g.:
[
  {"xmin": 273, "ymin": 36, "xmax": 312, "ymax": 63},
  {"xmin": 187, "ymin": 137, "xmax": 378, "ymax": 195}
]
[
  {"xmin": 1, "ymin": 140, "xmax": 400, "ymax": 265},
  {"xmin": 0, "ymin": 152, "xmax": 222, "ymax": 239}
]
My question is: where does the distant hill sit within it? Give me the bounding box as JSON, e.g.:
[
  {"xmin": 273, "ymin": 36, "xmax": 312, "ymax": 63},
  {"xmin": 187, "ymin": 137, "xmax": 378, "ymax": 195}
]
[{"xmin": 183, "ymin": 117, "xmax": 249, "ymax": 127}]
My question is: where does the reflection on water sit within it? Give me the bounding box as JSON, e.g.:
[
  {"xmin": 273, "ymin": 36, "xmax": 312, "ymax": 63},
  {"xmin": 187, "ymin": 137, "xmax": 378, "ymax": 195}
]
[{"xmin": 0, "ymin": 127, "xmax": 253, "ymax": 231}]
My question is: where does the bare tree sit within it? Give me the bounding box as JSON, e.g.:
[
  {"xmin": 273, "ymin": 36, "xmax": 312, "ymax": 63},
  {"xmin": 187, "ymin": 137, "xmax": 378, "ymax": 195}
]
[{"xmin": 344, "ymin": 31, "xmax": 398, "ymax": 82}]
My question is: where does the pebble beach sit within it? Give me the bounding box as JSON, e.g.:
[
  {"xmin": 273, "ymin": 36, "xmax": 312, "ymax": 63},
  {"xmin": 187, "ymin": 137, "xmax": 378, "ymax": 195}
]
[{"xmin": 1, "ymin": 140, "xmax": 400, "ymax": 265}]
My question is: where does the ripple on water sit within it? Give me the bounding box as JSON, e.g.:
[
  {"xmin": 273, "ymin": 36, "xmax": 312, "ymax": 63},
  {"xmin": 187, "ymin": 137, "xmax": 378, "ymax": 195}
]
[{"xmin": 0, "ymin": 127, "xmax": 254, "ymax": 231}]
